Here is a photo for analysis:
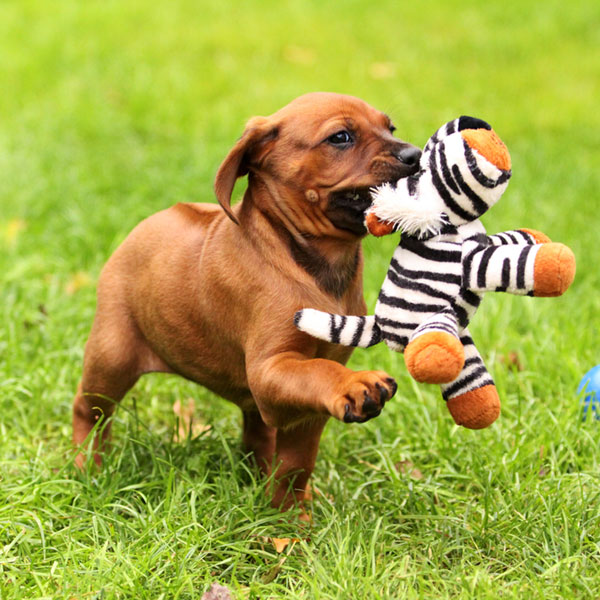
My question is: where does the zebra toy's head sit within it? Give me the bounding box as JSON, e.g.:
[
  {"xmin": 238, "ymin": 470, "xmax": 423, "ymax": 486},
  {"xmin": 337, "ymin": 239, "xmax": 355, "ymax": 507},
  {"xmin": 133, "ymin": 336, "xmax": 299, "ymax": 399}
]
[{"xmin": 370, "ymin": 116, "xmax": 512, "ymax": 238}]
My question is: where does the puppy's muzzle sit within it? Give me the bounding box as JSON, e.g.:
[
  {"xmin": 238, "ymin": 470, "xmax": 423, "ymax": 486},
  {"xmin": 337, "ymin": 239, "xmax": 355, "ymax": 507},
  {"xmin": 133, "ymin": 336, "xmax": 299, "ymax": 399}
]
[
  {"xmin": 325, "ymin": 142, "xmax": 422, "ymax": 237},
  {"xmin": 371, "ymin": 141, "xmax": 422, "ymax": 183}
]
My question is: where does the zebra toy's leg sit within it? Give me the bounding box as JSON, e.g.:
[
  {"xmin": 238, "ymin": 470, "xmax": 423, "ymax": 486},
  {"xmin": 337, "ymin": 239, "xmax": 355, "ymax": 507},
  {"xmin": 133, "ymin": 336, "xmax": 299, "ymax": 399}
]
[
  {"xmin": 463, "ymin": 240, "xmax": 575, "ymax": 297},
  {"xmin": 441, "ymin": 330, "xmax": 500, "ymax": 429},
  {"xmin": 403, "ymin": 309, "xmax": 465, "ymax": 384}
]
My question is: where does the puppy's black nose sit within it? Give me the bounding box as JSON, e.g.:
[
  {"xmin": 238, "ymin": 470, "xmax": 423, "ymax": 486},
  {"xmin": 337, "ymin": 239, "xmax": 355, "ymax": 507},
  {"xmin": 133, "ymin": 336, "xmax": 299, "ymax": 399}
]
[{"xmin": 395, "ymin": 145, "xmax": 422, "ymax": 167}]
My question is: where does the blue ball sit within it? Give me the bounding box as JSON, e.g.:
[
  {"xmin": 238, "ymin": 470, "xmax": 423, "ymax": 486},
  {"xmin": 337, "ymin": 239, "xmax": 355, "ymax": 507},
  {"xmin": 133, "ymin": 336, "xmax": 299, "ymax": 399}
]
[{"xmin": 578, "ymin": 365, "xmax": 600, "ymax": 421}]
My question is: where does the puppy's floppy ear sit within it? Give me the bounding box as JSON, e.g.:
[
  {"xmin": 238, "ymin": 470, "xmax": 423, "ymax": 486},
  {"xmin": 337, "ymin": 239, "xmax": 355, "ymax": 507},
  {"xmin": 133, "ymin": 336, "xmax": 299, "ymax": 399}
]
[{"xmin": 214, "ymin": 116, "xmax": 279, "ymax": 225}]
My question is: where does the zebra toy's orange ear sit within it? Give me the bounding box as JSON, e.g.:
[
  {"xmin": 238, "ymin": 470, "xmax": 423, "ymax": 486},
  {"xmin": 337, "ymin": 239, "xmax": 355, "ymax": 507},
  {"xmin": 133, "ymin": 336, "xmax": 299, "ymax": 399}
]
[{"xmin": 460, "ymin": 128, "xmax": 511, "ymax": 172}]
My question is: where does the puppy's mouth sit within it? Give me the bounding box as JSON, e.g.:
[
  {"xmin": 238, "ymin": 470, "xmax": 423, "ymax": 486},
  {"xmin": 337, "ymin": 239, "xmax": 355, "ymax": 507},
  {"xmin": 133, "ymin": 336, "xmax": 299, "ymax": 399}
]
[
  {"xmin": 326, "ymin": 187, "xmax": 374, "ymax": 236},
  {"xmin": 324, "ymin": 156, "xmax": 420, "ymax": 237}
]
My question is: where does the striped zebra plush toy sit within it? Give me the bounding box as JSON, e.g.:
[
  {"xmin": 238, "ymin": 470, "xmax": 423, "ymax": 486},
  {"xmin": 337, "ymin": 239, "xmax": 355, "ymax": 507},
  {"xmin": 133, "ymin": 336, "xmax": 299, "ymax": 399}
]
[{"xmin": 295, "ymin": 116, "xmax": 576, "ymax": 429}]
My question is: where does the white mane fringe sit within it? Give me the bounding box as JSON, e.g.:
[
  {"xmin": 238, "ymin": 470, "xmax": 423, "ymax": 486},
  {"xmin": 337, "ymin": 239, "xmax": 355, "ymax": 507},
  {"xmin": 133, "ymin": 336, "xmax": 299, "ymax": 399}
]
[{"xmin": 369, "ymin": 183, "xmax": 447, "ymax": 239}]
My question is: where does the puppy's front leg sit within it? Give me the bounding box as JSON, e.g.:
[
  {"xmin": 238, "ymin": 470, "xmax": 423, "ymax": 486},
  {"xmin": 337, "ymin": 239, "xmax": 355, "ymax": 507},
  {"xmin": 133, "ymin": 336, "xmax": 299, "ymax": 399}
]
[
  {"xmin": 269, "ymin": 417, "xmax": 328, "ymax": 514},
  {"xmin": 246, "ymin": 345, "xmax": 396, "ymax": 511},
  {"xmin": 247, "ymin": 351, "xmax": 397, "ymax": 428}
]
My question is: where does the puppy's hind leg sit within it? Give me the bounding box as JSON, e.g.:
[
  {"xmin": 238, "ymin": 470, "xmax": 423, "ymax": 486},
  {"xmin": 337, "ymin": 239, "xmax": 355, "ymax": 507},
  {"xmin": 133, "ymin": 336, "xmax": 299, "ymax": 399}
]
[
  {"xmin": 242, "ymin": 410, "xmax": 277, "ymax": 475},
  {"xmin": 72, "ymin": 319, "xmax": 147, "ymax": 468}
]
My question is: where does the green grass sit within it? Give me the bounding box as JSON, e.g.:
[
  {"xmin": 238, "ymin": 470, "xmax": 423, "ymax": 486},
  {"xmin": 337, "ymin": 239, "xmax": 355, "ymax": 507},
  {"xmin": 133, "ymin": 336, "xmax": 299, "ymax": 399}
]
[{"xmin": 1, "ymin": 0, "xmax": 600, "ymax": 597}]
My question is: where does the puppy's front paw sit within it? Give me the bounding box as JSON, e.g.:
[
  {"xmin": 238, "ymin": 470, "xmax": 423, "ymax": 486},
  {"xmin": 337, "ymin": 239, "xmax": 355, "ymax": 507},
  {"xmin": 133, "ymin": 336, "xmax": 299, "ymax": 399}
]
[{"xmin": 332, "ymin": 371, "xmax": 397, "ymax": 423}]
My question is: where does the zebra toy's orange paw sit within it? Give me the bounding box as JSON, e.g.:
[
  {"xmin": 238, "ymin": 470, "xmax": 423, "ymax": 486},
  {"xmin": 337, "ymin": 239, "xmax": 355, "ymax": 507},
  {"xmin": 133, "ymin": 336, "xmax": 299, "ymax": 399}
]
[
  {"xmin": 533, "ymin": 243, "xmax": 576, "ymax": 297},
  {"xmin": 446, "ymin": 385, "xmax": 500, "ymax": 429},
  {"xmin": 404, "ymin": 331, "xmax": 464, "ymax": 384},
  {"xmin": 365, "ymin": 212, "xmax": 395, "ymax": 237}
]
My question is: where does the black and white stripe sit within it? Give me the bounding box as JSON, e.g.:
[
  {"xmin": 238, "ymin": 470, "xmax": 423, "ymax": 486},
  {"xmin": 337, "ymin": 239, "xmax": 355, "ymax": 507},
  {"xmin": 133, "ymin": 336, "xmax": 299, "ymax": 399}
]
[
  {"xmin": 419, "ymin": 130, "xmax": 510, "ymax": 228},
  {"xmin": 441, "ymin": 332, "xmax": 495, "ymax": 400},
  {"xmin": 294, "ymin": 309, "xmax": 382, "ymax": 348},
  {"xmin": 488, "ymin": 229, "xmax": 538, "ymax": 246},
  {"xmin": 462, "ymin": 238, "xmax": 540, "ymax": 295}
]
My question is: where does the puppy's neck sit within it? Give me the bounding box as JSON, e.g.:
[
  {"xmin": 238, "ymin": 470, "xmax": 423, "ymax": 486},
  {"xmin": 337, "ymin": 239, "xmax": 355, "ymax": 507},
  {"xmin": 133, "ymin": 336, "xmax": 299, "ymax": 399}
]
[
  {"xmin": 240, "ymin": 178, "xmax": 363, "ymax": 299},
  {"xmin": 289, "ymin": 237, "xmax": 362, "ymax": 300}
]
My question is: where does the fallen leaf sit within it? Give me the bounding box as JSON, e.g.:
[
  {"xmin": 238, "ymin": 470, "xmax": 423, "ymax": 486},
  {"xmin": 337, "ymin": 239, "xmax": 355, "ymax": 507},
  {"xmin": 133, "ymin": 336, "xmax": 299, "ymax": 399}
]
[
  {"xmin": 304, "ymin": 482, "xmax": 313, "ymax": 502},
  {"xmin": 105, "ymin": 87, "xmax": 123, "ymax": 106},
  {"xmin": 369, "ymin": 62, "xmax": 396, "ymax": 80},
  {"xmin": 396, "ymin": 460, "xmax": 423, "ymax": 480},
  {"xmin": 2, "ymin": 218, "xmax": 27, "ymax": 246},
  {"xmin": 499, "ymin": 351, "xmax": 523, "ymax": 371},
  {"xmin": 201, "ymin": 583, "xmax": 232, "ymax": 600},
  {"xmin": 260, "ymin": 539, "xmax": 298, "ymax": 583},
  {"xmin": 283, "ymin": 45, "xmax": 317, "ymax": 66},
  {"xmin": 271, "ymin": 537, "xmax": 300, "ymax": 553},
  {"xmin": 173, "ymin": 398, "xmax": 211, "ymax": 442},
  {"xmin": 307, "ymin": 482, "xmax": 334, "ymax": 502},
  {"xmin": 66, "ymin": 271, "xmax": 92, "ymax": 294}
]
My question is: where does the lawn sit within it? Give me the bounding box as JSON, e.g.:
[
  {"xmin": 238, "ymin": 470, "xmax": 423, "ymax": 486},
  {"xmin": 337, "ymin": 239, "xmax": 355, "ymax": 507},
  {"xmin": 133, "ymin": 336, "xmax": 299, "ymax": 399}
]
[{"xmin": 1, "ymin": 0, "xmax": 599, "ymax": 598}]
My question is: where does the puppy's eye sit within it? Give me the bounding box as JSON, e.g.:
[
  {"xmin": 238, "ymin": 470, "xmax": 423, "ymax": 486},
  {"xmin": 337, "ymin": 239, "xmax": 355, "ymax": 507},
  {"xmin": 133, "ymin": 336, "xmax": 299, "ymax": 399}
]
[
  {"xmin": 327, "ymin": 130, "xmax": 353, "ymax": 146},
  {"xmin": 389, "ymin": 124, "xmax": 397, "ymax": 134}
]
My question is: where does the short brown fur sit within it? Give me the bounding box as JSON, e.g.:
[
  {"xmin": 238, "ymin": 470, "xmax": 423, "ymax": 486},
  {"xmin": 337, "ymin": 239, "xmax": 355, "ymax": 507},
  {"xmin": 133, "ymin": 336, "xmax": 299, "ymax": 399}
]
[{"xmin": 72, "ymin": 93, "xmax": 421, "ymax": 512}]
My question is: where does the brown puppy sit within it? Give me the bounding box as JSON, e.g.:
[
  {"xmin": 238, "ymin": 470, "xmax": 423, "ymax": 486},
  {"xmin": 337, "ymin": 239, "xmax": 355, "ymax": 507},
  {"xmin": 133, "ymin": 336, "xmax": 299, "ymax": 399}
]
[{"xmin": 72, "ymin": 92, "xmax": 421, "ymax": 511}]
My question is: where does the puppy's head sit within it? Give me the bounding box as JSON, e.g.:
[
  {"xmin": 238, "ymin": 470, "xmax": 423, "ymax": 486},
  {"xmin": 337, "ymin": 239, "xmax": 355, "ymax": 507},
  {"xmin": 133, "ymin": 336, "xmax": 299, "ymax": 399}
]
[{"xmin": 215, "ymin": 92, "xmax": 421, "ymax": 238}]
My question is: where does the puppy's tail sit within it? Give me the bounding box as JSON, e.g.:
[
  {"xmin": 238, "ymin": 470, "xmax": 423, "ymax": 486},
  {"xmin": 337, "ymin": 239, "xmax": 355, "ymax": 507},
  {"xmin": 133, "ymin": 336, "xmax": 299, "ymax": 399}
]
[{"xmin": 294, "ymin": 309, "xmax": 382, "ymax": 348}]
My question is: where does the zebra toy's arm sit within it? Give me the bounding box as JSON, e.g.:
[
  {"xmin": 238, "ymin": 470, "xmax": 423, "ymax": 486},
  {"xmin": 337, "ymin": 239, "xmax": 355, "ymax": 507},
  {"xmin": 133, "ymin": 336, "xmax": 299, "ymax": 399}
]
[
  {"xmin": 294, "ymin": 310, "xmax": 383, "ymax": 348},
  {"xmin": 487, "ymin": 228, "xmax": 552, "ymax": 246},
  {"xmin": 462, "ymin": 238, "xmax": 576, "ymax": 296}
]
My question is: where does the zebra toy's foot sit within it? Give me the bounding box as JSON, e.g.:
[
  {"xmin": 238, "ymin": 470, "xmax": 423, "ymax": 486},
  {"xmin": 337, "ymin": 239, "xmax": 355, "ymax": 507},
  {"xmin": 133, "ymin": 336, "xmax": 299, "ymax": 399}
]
[
  {"xmin": 404, "ymin": 331, "xmax": 465, "ymax": 384},
  {"xmin": 446, "ymin": 384, "xmax": 500, "ymax": 429},
  {"xmin": 533, "ymin": 243, "xmax": 576, "ymax": 297}
]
